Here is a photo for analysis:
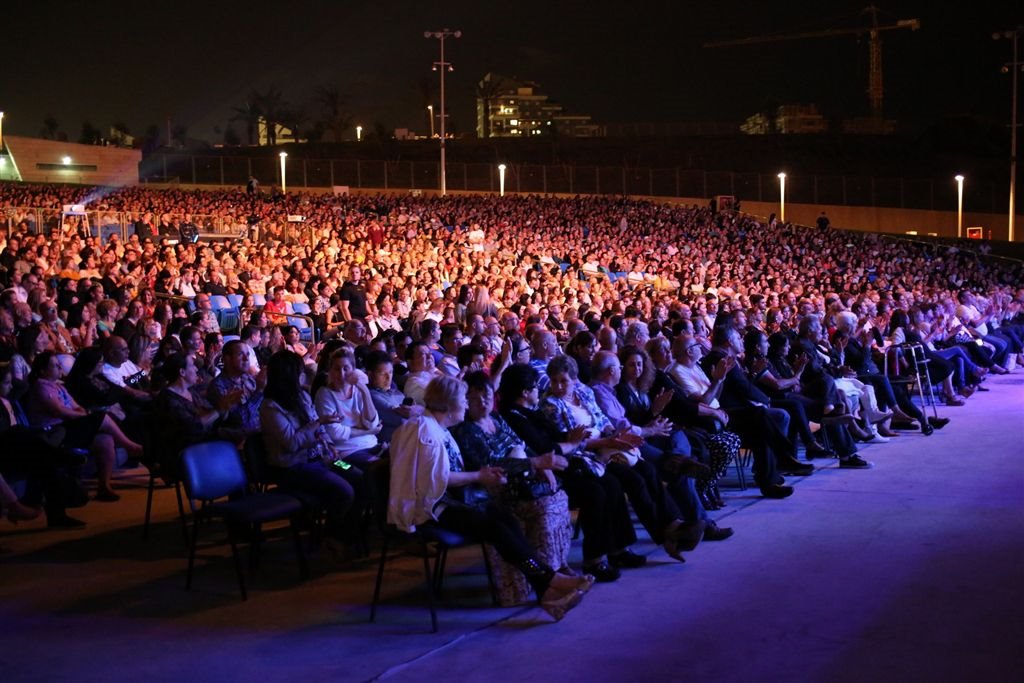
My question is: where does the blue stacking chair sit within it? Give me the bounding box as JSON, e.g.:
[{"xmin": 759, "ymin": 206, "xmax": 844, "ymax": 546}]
[{"xmin": 181, "ymin": 441, "xmax": 308, "ymax": 601}]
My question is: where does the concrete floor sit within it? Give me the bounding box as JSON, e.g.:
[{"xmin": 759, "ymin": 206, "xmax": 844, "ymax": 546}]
[{"xmin": 2, "ymin": 375, "xmax": 1023, "ymax": 683}]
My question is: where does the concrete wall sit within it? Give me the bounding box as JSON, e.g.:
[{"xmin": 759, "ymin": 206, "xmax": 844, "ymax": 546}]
[
  {"xmin": 738, "ymin": 200, "xmax": 1021, "ymax": 242},
  {"xmin": 5, "ymin": 135, "xmax": 140, "ymax": 186}
]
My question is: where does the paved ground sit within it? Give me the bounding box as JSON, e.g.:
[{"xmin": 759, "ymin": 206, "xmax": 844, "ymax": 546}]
[{"xmin": 2, "ymin": 374, "xmax": 1022, "ymax": 683}]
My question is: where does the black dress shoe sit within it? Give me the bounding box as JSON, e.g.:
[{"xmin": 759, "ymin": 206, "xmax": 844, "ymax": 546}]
[
  {"xmin": 582, "ymin": 561, "xmax": 621, "ymax": 582},
  {"xmin": 703, "ymin": 522, "xmax": 734, "ymax": 541},
  {"xmin": 920, "ymin": 423, "xmax": 935, "ymax": 436},
  {"xmin": 928, "ymin": 417, "xmax": 950, "ymax": 429},
  {"xmin": 778, "ymin": 460, "xmax": 814, "ymax": 476},
  {"xmin": 609, "ymin": 550, "xmax": 648, "ymax": 569},
  {"xmin": 805, "ymin": 447, "xmax": 836, "ymax": 460},
  {"xmin": 760, "ymin": 484, "xmax": 794, "ymax": 499}
]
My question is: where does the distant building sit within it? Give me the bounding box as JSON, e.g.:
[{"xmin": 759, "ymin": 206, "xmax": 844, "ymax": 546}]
[
  {"xmin": 258, "ymin": 117, "xmax": 302, "ymax": 146},
  {"xmin": 741, "ymin": 104, "xmax": 897, "ymax": 136},
  {"xmin": 0, "ymin": 135, "xmax": 140, "ymax": 185},
  {"xmin": 476, "ymin": 73, "xmax": 599, "ymax": 138},
  {"xmin": 740, "ymin": 113, "xmax": 773, "ymax": 135},
  {"xmin": 775, "ymin": 105, "xmax": 828, "ymax": 134},
  {"xmin": 740, "ymin": 104, "xmax": 827, "ymax": 135}
]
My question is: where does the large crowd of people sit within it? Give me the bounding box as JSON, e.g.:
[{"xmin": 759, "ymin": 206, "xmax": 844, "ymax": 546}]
[{"xmin": 2, "ymin": 181, "xmax": 1022, "ymax": 619}]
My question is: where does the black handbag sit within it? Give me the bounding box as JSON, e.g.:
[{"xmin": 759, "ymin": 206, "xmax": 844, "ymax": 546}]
[{"xmin": 495, "ymin": 457, "xmax": 555, "ymax": 500}]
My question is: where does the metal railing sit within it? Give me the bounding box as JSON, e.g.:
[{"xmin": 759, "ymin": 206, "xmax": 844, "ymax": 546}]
[
  {"xmin": 3, "ymin": 207, "xmax": 248, "ymax": 244},
  {"xmin": 141, "ymin": 154, "xmax": 1009, "ymax": 214}
]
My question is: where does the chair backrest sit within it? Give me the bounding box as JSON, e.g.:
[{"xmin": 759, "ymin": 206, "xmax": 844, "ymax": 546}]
[
  {"xmin": 291, "ymin": 302, "xmax": 311, "ymax": 315},
  {"xmin": 209, "ymin": 295, "xmax": 231, "ymax": 311},
  {"xmin": 242, "ymin": 433, "xmax": 273, "ymax": 488},
  {"xmin": 227, "ymin": 294, "xmax": 244, "ymax": 308},
  {"xmin": 251, "ymin": 293, "xmax": 266, "ymax": 307},
  {"xmin": 180, "ymin": 441, "xmax": 247, "ymax": 502}
]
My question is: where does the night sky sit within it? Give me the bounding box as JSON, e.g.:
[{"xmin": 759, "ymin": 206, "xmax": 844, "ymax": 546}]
[{"xmin": 0, "ymin": 1, "xmax": 1019, "ymax": 143}]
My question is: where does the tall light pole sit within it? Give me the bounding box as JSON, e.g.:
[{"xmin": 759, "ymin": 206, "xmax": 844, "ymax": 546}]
[
  {"xmin": 498, "ymin": 164, "xmax": 507, "ymax": 196},
  {"xmin": 427, "ymin": 105, "xmax": 435, "ymax": 138},
  {"xmin": 356, "ymin": 125, "xmax": 363, "ymax": 142},
  {"xmin": 279, "ymin": 152, "xmax": 288, "ymax": 192},
  {"xmin": 777, "ymin": 172, "xmax": 787, "ymax": 223},
  {"xmin": 955, "ymin": 174, "xmax": 965, "ymax": 238},
  {"xmin": 995, "ymin": 27, "xmax": 1022, "ymax": 242},
  {"xmin": 425, "ymin": 28, "xmax": 461, "ymax": 196}
]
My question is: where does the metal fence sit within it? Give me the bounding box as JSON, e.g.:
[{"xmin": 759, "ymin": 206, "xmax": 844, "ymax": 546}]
[
  {"xmin": 142, "ymin": 155, "xmax": 1008, "ymax": 214},
  {"xmin": 2, "ymin": 207, "xmax": 248, "ymax": 244}
]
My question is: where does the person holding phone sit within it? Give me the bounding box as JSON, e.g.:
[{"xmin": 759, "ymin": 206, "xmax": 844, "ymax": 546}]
[{"xmin": 260, "ymin": 351, "xmax": 360, "ymax": 551}]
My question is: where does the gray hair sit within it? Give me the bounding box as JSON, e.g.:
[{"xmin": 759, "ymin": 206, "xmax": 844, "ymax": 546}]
[
  {"xmin": 591, "ymin": 350, "xmax": 619, "ymax": 378},
  {"xmin": 833, "ymin": 311, "xmax": 858, "ymax": 334},
  {"xmin": 423, "ymin": 375, "xmax": 466, "ymax": 413}
]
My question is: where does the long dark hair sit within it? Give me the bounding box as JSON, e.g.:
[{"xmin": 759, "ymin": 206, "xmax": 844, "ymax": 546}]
[
  {"xmin": 264, "ymin": 350, "xmax": 305, "ymax": 414},
  {"xmin": 67, "ymin": 347, "xmax": 104, "ymax": 383}
]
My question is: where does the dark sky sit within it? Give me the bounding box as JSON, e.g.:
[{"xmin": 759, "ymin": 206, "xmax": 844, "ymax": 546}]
[{"xmin": 0, "ymin": 1, "xmax": 1019, "ymax": 143}]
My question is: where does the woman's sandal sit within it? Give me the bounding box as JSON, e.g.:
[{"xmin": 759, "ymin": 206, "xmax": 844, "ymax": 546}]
[{"xmin": 540, "ymin": 587, "xmax": 584, "ymax": 621}]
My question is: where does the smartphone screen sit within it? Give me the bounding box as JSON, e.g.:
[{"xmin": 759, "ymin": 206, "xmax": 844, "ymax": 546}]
[{"xmin": 332, "ymin": 459, "xmax": 352, "ymax": 470}]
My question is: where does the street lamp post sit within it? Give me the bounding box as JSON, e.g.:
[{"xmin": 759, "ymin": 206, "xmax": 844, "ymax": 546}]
[
  {"xmin": 427, "ymin": 105, "xmax": 435, "ymax": 138},
  {"xmin": 425, "ymin": 28, "xmax": 461, "ymax": 196},
  {"xmin": 498, "ymin": 164, "xmax": 506, "ymax": 196},
  {"xmin": 995, "ymin": 27, "xmax": 1023, "ymax": 242},
  {"xmin": 279, "ymin": 152, "xmax": 288, "ymax": 192},
  {"xmin": 777, "ymin": 172, "xmax": 787, "ymax": 223},
  {"xmin": 356, "ymin": 125, "xmax": 362, "ymax": 142},
  {"xmin": 955, "ymin": 174, "xmax": 965, "ymax": 238}
]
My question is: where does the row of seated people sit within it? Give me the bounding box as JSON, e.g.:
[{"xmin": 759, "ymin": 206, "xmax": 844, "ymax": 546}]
[{"xmin": 6, "ymin": 296, "xmax": 1015, "ymax": 589}]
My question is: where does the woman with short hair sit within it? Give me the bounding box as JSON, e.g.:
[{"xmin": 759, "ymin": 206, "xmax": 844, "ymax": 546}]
[{"xmin": 388, "ymin": 375, "xmax": 591, "ymax": 620}]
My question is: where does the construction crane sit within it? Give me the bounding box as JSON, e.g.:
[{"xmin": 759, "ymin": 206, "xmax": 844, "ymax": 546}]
[{"xmin": 704, "ymin": 5, "xmax": 920, "ymax": 121}]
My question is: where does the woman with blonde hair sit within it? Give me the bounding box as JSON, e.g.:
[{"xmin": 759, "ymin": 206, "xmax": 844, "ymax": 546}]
[{"xmin": 389, "ymin": 375, "xmax": 592, "ymax": 620}]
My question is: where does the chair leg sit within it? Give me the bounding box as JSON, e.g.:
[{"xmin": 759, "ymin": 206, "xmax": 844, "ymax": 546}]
[
  {"xmin": 142, "ymin": 472, "xmax": 156, "ymax": 540},
  {"xmin": 290, "ymin": 519, "xmax": 309, "ymax": 580},
  {"xmin": 433, "ymin": 546, "xmax": 448, "ymax": 595},
  {"xmin": 175, "ymin": 483, "xmax": 189, "ymax": 547},
  {"xmin": 369, "ymin": 536, "xmax": 390, "ymax": 623},
  {"xmin": 735, "ymin": 449, "xmax": 748, "ymax": 490},
  {"xmin": 185, "ymin": 514, "xmax": 201, "ymax": 591},
  {"xmin": 228, "ymin": 529, "xmax": 248, "ymax": 601},
  {"xmin": 424, "ymin": 552, "xmax": 439, "ymax": 633},
  {"xmin": 248, "ymin": 523, "xmax": 262, "ymax": 572}
]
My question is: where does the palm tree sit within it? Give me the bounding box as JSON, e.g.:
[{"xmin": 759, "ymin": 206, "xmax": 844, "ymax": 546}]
[
  {"xmin": 254, "ymin": 87, "xmax": 286, "ymax": 145},
  {"xmin": 231, "ymin": 99, "xmax": 263, "ymax": 146},
  {"xmin": 40, "ymin": 115, "xmax": 59, "ymax": 140},
  {"xmin": 314, "ymin": 85, "xmax": 352, "ymax": 143}
]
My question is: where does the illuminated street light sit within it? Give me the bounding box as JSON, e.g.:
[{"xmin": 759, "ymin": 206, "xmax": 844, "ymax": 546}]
[
  {"xmin": 356, "ymin": 125, "xmax": 363, "ymax": 142},
  {"xmin": 498, "ymin": 164, "xmax": 507, "ymax": 196},
  {"xmin": 425, "ymin": 28, "xmax": 462, "ymax": 196},
  {"xmin": 62, "ymin": 156, "xmax": 72, "ymax": 166},
  {"xmin": 777, "ymin": 172, "xmax": 787, "ymax": 223},
  {"xmin": 427, "ymin": 105, "xmax": 435, "ymax": 138},
  {"xmin": 279, "ymin": 152, "xmax": 288, "ymax": 192},
  {"xmin": 955, "ymin": 174, "xmax": 965, "ymax": 239}
]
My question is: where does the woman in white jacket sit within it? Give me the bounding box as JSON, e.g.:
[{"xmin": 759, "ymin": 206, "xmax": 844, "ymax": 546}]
[{"xmin": 387, "ymin": 375, "xmax": 593, "ymax": 621}]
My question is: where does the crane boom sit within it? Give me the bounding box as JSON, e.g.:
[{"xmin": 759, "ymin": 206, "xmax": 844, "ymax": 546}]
[{"xmin": 704, "ymin": 6, "xmax": 920, "ymax": 120}]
